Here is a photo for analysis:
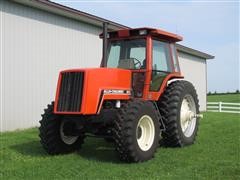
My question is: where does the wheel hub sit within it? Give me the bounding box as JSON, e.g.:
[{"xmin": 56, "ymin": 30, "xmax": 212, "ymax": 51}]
[
  {"xmin": 136, "ymin": 115, "xmax": 155, "ymax": 151},
  {"xmin": 180, "ymin": 95, "xmax": 197, "ymax": 137},
  {"xmin": 60, "ymin": 121, "xmax": 79, "ymax": 145}
]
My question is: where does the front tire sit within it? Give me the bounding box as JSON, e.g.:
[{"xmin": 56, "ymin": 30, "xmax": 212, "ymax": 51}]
[
  {"xmin": 39, "ymin": 102, "xmax": 85, "ymax": 155},
  {"xmin": 158, "ymin": 81, "xmax": 200, "ymax": 147},
  {"xmin": 113, "ymin": 100, "xmax": 160, "ymax": 162}
]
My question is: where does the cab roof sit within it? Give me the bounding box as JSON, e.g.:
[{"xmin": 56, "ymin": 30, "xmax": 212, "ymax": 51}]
[{"xmin": 100, "ymin": 27, "xmax": 183, "ymax": 42}]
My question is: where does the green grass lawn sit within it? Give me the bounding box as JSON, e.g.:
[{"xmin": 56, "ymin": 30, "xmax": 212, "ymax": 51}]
[
  {"xmin": 0, "ymin": 112, "xmax": 239, "ymax": 179},
  {"xmin": 207, "ymin": 93, "xmax": 240, "ymax": 103}
]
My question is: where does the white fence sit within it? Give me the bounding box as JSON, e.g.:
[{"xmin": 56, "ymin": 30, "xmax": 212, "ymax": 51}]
[{"xmin": 207, "ymin": 102, "xmax": 240, "ymax": 113}]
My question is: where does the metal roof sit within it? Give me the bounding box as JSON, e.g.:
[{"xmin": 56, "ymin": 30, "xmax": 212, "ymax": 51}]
[
  {"xmin": 11, "ymin": 0, "xmax": 214, "ymax": 60},
  {"xmin": 11, "ymin": 0, "xmax": 129, "ymax": 30},
  {"xmin": 176, "ymin": 44, "xmax": 214, "ymax": 60}
]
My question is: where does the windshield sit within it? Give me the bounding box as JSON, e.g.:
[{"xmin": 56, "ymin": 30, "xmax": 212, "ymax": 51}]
[{"xmin": 106, "ymin": 39, "xmax": 146, "ymax": 69}]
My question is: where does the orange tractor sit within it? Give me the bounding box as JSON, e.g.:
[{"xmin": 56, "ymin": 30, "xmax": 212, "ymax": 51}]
[{"xmin": 39, "ymin": 24, "xmax": 201, "ymax": 162}]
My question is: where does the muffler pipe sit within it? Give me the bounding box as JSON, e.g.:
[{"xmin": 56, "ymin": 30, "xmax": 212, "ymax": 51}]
[{"xmin": 102, "ymin": 22, "xmax": 108, "ymax": 67}]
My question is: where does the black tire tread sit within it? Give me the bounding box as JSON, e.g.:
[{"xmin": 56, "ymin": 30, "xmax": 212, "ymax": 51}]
[
  {"xmin": 158, "ymin": 80, "xmax": 200, "ymax": 147},
  {"xmin": 39, "ymin": 102, "xmax": 85, "ymax": 155},
  {"xmin": 113, "ymin": 100, "xmax": 160, "ymax": 162}
]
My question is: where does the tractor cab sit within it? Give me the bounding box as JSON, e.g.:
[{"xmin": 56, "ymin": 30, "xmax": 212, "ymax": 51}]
[{"xmin": 101, "ymin": 27, "xmax": 183, "ymax": 98}]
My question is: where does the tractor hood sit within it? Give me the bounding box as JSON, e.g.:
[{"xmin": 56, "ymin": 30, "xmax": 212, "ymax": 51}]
[{"xmin": 54, "ymin": 68, "xmax": 132, "ymax": 115}]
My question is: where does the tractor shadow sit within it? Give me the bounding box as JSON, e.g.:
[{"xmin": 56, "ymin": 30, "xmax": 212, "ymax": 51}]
[
  {"xmin": 10, "ymin": 138, "xmax": 121, "ymax": 163},
  {"xmin": 77, "ymin": 137, "xmax": 121, "ymax": 163},
  {"xmin": 10, "ymin": 140, "xmax": 48, "ymax": 157}
]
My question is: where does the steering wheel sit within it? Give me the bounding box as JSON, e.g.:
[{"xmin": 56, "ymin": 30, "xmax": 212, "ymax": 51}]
[{"xmin": 132, "ymin": 58, "xmax": 142, "ymax": 69}]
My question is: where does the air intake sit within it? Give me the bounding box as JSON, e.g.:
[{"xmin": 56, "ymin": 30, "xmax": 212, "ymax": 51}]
[{"xmin": 57, "ymin": 72, "xmax": 84, "ymax": 112}]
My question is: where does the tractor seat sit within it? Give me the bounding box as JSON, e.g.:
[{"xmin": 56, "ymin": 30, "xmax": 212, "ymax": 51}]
[
  {"xmin": 118, "ymin": 59, "xmax": 135, "ymax": 69},
  {"xmin": 141, "ymin": 59, "xmax": 146, "ymax": 69}
]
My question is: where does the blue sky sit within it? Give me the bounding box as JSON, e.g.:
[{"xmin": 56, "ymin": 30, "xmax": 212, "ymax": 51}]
[{"xmin": 54, "ymin": 0, "xmax": 239, "ymax": 93}]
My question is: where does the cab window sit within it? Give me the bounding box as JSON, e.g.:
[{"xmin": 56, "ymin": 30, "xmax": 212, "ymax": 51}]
[
  {"xmin": 170, "ymin": 43, "xmax": 180, "ymax": 72},
  {"xmin": 107, "ymin": 45, "xmax": 120, "ymax": 68},
  {"xmin": 106, "ymin": 39, "xmax": 146, "ymax": 69},
  {"xmin": 152, "ymin": 40, "xmax": 171, "ymax": 72},
  {"xmin": 150, "ymin": 40, "xmax": 172, "ymax": 91}
]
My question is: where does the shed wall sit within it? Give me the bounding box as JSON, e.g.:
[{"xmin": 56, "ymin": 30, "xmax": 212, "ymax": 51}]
[
  {"xmin": 1, "ymin": 0, "xmax": 102, "ymax": 131},
  {"xmin": 178, "ymin": 51, "xmax": 207, "ymax": 111},
  {"xmin": 0, "ymin": 1, "xmax": 3, "ymax": 131}
]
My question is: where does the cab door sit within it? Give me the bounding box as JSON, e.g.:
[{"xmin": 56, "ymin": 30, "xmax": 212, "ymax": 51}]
[{"xmin": 149, "ymin": 40, "xmax": 173, "ymax": 92}]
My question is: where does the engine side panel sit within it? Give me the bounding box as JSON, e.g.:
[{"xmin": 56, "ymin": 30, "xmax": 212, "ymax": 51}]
[{"xmin": 54, "ymin": 68, "xmax": 131, "ymax": 115}]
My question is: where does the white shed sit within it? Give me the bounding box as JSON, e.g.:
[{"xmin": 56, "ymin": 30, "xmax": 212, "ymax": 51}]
[
  {"xmin": 0, "ymin": 0, "xmax": 213, "ymax": 132},
  {"xmin": 177, "ymin": 45, "xmax": 214, "ymax": 111}
]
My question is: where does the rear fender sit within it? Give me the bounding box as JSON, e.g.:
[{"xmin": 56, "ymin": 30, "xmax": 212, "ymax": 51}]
[{"xmin": 147, "ymin": 72, "xmax": 184, "ymax": 101}]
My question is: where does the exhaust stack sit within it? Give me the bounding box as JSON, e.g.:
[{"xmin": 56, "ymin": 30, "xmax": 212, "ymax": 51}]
[{"xmin": 102, "ymin": 22, "xmax": 108, "ymax": 67}]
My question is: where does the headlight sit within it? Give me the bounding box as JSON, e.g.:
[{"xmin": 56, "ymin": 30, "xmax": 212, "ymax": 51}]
[{"xmin": 139, "ymin": 30, "xmax": 147, "ymax": 35}]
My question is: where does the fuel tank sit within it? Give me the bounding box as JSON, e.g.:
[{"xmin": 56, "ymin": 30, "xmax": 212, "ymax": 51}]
[{"xmin": 54, "ymin": 68, "xmax": 132, "ymax": 115}]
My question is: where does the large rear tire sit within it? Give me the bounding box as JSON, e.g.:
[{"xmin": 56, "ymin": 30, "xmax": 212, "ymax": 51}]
[
  {"xmin": 113, "ymin": 100, "xmax": 160, "ymax": 162},
  {"xmin": 39, "ymin": 102, "xmax": 85, "ymax": 155},
  {"xmin": 158, "ymin": 81, "xmax": 200, "ymax": 147}
]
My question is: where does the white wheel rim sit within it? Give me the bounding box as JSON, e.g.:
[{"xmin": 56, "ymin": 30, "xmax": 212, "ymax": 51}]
[
  {"xmin": 180, "ymin": 95, "xmax": 197, "ymax": 137},
  {"xmin": 60, "ymin": 121, "xmax": 79, "ymax": 145},
  {"xmin": 136, "ymin": 115, "xmax": 155, "ymax": 151}
]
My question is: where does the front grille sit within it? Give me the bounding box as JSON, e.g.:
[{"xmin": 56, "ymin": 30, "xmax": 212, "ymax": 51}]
[{"xmin": 57, "ymin": 72, "xmax": 84, "ymax": 112}]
